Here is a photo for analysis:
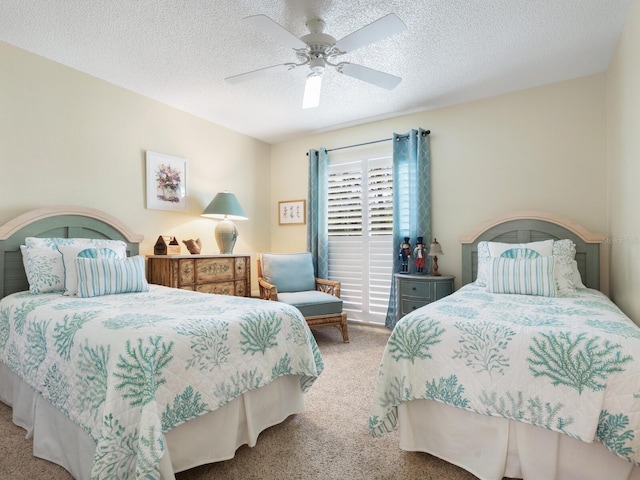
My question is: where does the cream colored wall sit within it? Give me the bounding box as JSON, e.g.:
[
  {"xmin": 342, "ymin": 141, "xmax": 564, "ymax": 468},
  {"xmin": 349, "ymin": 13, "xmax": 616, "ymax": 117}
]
[
  {"xmin": 0, "ymin": 36, "xmax": 619, "ymax": 304},
  {"xmin": 270, "ymin": 74, "xmax": 608, "ymax": 291},
  {"xmin": 0, "ymin": 42, "xmax": 271, "ymax": 292},
  {"xmin": 607, "ymin": 0, "xmax": 640, "ymax": 322}
]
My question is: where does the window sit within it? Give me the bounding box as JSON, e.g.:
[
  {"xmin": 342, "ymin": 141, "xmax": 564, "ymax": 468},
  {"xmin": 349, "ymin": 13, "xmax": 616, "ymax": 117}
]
[{"xmin": 327, "ymin": 155, "xmax": 393, "ymax": 325}]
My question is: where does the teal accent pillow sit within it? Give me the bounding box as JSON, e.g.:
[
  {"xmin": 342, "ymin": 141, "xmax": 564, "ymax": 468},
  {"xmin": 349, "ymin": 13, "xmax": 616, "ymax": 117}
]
[
  {"xmin": 486, "ymin": 256, "xmax": 556, "ymax": 297},
  {"xmin": 261, "ymin": 253, "xmax": 316, "ymax": 293},
  {"xmin": 76, "ymin": 255, "xmax": 149, "ymax": 298},
  {"xmin": 500, "ymin": 248, "xmax": 541, "ymax": 259}
]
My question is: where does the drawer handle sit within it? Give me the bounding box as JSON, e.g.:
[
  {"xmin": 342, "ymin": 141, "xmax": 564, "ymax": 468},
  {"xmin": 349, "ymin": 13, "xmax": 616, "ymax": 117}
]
[{"xmin": 412, "ymin": 287, "xmax": 417, "ymax": 291}]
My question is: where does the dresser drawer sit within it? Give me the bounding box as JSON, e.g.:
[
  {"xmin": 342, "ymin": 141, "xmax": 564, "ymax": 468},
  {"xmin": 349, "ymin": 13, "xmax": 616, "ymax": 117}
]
[
  {"xmin": 401, "ymin": 280, "xmax": 431, "ymax": 300},
  {"xmin": 196, "ymin": 280, "xmax": 248, "ymax": 296},
  {"xmin": 147, "ymin": 254, "xmax": 251, "ymax": 297},
  {"xmin": 195, "ymin": 257, "xmax": 234, "ymax": 283},
  {"xmin": 196, "ymin": 281, "xmax": 235, "ymax": 295}
]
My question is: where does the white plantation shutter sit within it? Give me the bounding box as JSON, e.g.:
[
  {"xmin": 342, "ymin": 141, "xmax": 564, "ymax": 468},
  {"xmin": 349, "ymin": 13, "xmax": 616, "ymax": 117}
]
[{"xmin": 328, "ymin": 156, "xmax": 393, "ymax": 325}]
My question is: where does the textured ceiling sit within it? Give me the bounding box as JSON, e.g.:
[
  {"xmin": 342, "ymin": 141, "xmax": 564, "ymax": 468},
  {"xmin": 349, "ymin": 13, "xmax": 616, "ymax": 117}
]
[{"xmin": 0, "ymin": 1, "xmax": 632, "ymax": 144}]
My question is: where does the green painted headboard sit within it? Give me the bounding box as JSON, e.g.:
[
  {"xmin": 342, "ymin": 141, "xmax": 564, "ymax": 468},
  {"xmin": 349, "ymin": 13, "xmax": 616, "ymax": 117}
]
[
  {"xmin": 0, "ymin": 206, "xmax": 144, "ymax": 298},
  {"xmin": 459, "ymin": 211, "xmax": 606, "ymax": 292}
]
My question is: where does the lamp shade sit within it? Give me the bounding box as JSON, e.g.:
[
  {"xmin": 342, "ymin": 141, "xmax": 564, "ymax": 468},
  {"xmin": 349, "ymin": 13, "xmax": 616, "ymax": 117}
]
[
  {"xmin": 201, "ymin": 192, "xmax": 247, "ymax": 254},
  {"xmin": 201, "ymin": 192, "xmax": 248, "ymax": 220},
  {"xmin": 428, "ymin": 238, "xmax": 444, "ymax": 257}
]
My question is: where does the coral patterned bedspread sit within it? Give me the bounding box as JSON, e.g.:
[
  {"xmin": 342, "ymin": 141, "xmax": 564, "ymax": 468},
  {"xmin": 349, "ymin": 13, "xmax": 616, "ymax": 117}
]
[
  {"xmin": 0, "ymin": 285, "xmax": 323, "ymax": 479},
  {"xmin": 370, "ymin": 284, "xmax": 640, "ymax": 465}
]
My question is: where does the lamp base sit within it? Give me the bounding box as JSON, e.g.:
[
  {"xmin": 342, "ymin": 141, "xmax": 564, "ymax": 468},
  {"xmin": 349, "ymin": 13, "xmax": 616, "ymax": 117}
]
[
  {"xmin": 431, "ymin": 256, "xmax": 441, "ymax": 276},
  {"xmin": 215, "ymin": 218, "xmax": 238, "ymax": 254}
]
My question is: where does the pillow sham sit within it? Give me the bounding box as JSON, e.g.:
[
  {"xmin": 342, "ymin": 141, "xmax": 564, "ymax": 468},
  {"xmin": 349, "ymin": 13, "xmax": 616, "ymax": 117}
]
[
  {"xmin": 20, "ymin": 245, "xmax": 65, "ymax": 294},
  {"xmin": 76, "ymin": 255, "xmax": 149, "ymax": 298},
  {"xmin": 25, "ymin": 237, "xmax": 127, "ymax": 251},
  {"xmin": 58, "ymin": 244, "xmax": 127, "ymax": 295},
  {"xmin": 551, "ymin": 239, "xmax": 579, "ymax": 293},
  {"xmin": 571, "ymin": 260, "xmax": 586, "ymax": 289},
  {"xmin": 486, "ymin": 256, "xmax": 557, "ymax": 297},
  {"xmin": 476, "ymin": 240, "xmax": 554, "ymax": 287}
]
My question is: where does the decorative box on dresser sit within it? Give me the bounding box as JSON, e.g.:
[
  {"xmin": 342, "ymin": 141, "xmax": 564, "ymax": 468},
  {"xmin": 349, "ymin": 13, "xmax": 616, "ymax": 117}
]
[
  {"xmin": 394, "ymin": 273, "xmax": 455, "ymax": 321},
  {"xmin": 146, "ymin": 254, "xmax": 251, "ymax": 297}
]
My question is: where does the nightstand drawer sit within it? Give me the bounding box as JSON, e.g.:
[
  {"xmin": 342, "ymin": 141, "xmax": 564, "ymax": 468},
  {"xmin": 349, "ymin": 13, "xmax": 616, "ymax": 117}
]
[
  {"xmin": 401, "ymin": 298, "xmax": 429, "ymax": 315},
  {"xmin": 401, "ymin": 280, "xmax": 431, "ymax": 300}
]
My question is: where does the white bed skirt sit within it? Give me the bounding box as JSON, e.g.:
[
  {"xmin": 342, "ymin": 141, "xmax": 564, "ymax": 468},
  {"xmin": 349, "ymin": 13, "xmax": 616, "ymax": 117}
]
[
  {"xmin": 399, "ymin": 399, "xmax": 640, "ymax": 480},
  {"xmin": 0, "ymin": 363, "xmax": 305, "ymax": 479}
]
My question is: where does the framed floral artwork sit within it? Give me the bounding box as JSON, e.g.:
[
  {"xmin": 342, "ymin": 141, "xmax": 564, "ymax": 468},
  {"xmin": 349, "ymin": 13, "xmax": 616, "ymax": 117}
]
[
  {"xmin": 278, "ymin": 199, "xmax": 306, "ymax": 225},
  {"xmin": 146, "ymin": 151, "xmax": 187, "ymax": 211}
]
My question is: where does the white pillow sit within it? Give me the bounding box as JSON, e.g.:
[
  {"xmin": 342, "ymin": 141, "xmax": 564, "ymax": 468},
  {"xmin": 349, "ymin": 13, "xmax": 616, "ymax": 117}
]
[
  {"xmin": 486, "ymin": 256, "xmax": 557, "ymax": 297},
  {"xmin": 487, "ymin": 239, "xmax": 554, "ymax": 258},
  {"xmin": 58, "ymin": 244, "xmax": 127, "ymax": 296},
  {"xmin": 20, "ymin": 245, "xmax": 65, "ymax": 294},
  {"xmin": 476, "ymin": 240, "xmax": 554, "ymax": 286},
  {"xmin": 76, "ymin": 256, "xmax": 149, "ymax": 298}
]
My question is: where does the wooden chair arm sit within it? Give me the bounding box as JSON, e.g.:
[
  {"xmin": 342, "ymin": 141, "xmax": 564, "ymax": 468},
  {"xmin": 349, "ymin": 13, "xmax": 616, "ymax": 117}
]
[
  {"xmin": 258, "ymin": 277, "xmax": 278, "ymax": 301},
  {"xmin": 316, "ymin": 278, "xmax": 341, "ymax": 298}
]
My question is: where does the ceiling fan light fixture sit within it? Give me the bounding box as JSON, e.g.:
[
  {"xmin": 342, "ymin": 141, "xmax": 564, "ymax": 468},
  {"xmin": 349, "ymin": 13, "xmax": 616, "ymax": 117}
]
[
  {"xmin": 227, "ymin": 13, "xmax": 408, "ymax": 108},
  {"xmin": 302, "ymin": 74, "xmax": 322, "ymax": 109}
]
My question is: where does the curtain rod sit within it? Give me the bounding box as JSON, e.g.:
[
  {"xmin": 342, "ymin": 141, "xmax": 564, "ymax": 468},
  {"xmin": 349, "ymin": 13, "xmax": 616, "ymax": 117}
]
[{"xmin": 306, "ymin": 129, "xmax": 430, "ymax": 156}]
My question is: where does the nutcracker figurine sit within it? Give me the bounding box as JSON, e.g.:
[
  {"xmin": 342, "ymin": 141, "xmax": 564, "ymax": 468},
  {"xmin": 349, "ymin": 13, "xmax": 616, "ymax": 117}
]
[
  {"xmin": 413, "ymin": 236, "xmax": 426, "ymax": 273},
  {"xmin": 399, "ymin": 237, "xmax": 411, "ymax": 272}
]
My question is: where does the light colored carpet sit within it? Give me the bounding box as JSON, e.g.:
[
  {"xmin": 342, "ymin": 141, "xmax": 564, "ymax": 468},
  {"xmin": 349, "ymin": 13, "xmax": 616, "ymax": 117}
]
[{"xmin": 0, "ymin": 324, "xmax": 484, "ymax": 480}]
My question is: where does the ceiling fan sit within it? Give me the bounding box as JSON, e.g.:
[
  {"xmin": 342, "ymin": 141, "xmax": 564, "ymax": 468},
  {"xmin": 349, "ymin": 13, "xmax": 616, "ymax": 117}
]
[{"xmin": 225, "ymin": 13, "xmax": 407, "ymax": 109}]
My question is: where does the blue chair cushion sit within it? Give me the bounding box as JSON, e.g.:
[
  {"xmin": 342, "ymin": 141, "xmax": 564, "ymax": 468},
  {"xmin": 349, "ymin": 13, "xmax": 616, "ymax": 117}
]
[
  {"xmin": 277, "ymin": 291, "xmax": 343, "ymax": 317},
  {"xmin": 261, "ymin": 253, "xmax": 316, "ymax": 293}
]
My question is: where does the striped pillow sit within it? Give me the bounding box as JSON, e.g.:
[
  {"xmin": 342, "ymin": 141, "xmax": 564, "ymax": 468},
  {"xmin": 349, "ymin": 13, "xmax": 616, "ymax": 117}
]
[
  {"xmin": 486, "ymin": 256, "xmax": 556, "ymax": 297},
  {"xmin": 59, "ymin": 245, "xmax": 127, "ymax": 296},
  {"xmin": 76, "ymin": 255, "xmax": 149, "ymax": 298}
]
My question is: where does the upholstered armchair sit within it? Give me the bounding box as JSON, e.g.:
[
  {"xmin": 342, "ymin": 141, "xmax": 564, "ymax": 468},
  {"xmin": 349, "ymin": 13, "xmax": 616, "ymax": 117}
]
[{"xmin": 257, "ymin": 252, "xmax": 349, "ymax": 343}]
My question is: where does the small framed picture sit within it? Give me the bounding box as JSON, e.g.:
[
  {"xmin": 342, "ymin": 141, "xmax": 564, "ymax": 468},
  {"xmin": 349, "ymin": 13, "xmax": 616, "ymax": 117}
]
[
  {"xmin": 146, "ymin": 151, "xmax": 187, "ymax": 211},
  {"xmin": 279, "ymin": 200, "xmax": 306, "ymax": 225}
]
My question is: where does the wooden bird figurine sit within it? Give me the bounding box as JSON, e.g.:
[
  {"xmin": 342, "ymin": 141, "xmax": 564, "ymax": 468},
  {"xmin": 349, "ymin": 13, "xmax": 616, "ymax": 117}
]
[{"xmin": 183, "ymin": 238, "xmax": 202, "ymax": 255}]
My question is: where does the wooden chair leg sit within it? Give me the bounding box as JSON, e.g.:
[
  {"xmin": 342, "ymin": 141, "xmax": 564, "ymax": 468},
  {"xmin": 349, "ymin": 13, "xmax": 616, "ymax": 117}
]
[{"xmin": 340, "ymin": 313, "xmax": 349, "ymax": 343}]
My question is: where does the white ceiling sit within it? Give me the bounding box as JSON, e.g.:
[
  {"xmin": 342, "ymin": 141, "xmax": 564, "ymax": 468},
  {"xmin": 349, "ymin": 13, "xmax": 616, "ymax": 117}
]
[{"xmin": 0, "ymin": 1, "xmax": 632, "ymax": 144}]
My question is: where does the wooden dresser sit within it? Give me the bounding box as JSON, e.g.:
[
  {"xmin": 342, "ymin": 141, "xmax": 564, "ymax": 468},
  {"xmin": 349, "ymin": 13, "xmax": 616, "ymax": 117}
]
[{"xmin": 146, "ymin": 254, "xmax": 250, "ymax": 297}]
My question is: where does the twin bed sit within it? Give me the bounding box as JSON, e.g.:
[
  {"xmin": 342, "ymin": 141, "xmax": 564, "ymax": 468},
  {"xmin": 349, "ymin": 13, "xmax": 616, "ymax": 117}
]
[
  {"xmin": 0, "ymin": 206, "xmax": 323, "ymax": 480},
  {"xmin": 2, "ymin": 206, "xmax": 640, "ymax": 480},
  {"xmin": 370, "ymin": 212, "xmax": 640, "ymax": 480}
]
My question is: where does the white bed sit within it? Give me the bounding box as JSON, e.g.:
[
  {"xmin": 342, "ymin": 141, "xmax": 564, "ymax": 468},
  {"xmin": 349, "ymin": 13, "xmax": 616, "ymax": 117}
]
[
  {"xmin": 370, "ymin": 212, "xmax": 640, "ymax": 480},
  {"xmin": 0, "ymin": 206, "xmax": 323, "ymax": 480}
]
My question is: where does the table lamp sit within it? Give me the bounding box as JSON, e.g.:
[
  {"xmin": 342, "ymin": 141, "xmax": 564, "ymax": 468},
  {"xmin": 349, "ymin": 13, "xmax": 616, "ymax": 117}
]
[
  {"xmin": 201, "ymin": 191, "xmax": 247, "ymax": 254},
  {"xmin": 428, "ymin": 238, "xmax": 444, "ymax": 276}
]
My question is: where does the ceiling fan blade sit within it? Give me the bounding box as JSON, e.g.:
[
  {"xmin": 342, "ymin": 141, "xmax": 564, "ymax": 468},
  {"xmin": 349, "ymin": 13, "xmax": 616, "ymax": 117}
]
[
  {"xmin": 338, "ymin": 63, "xmax": 402, "ymax": 90},
  {"xmin": 334, "ymin": 13, "xmax": 407, "ymax": 53},
  {"xmin": 243, "ymin": 14, "xmax": 307, "ymax": 50},
  {"xmin": 225, "ymin": 64, "xmax": 293, "ymax": 84},
  {"xmin": 302, "ymin": 74, "xmax": 323, "ymax": 109}
]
